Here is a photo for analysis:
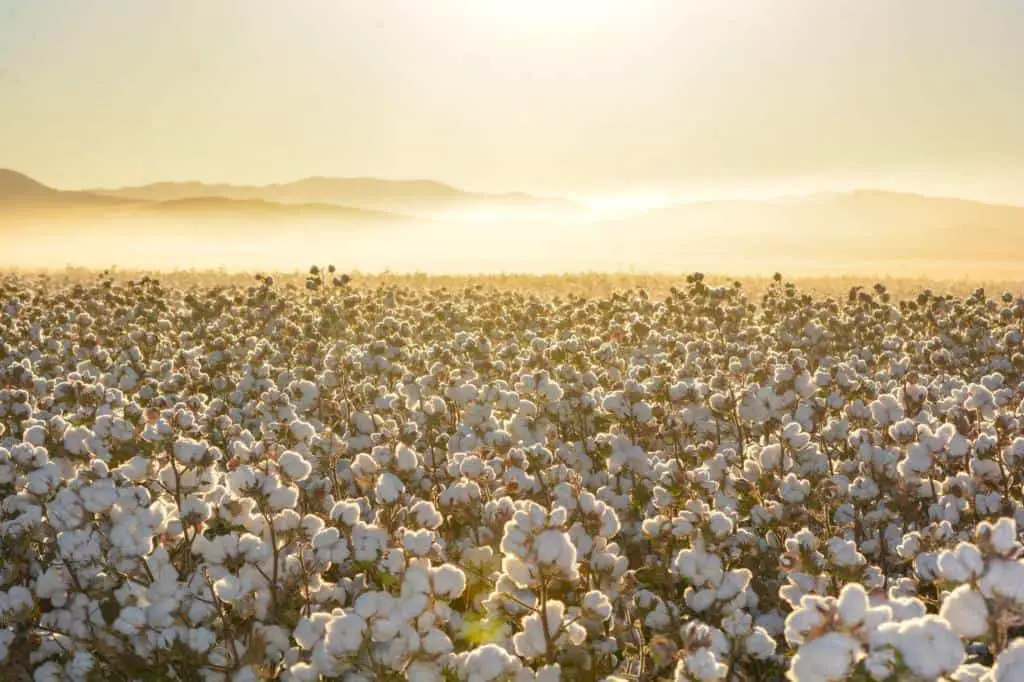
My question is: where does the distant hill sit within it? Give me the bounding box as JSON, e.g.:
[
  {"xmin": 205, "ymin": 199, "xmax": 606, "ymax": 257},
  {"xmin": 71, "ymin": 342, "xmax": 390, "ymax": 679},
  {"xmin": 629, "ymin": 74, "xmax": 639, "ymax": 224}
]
[
  {"xmin": 0, "ymin": 169, "xmax": 128, "ymax": 207},
  {"xmin": 600, "ymin": 189, "xmax": 1024, "ymax": 265},
  {"xmin": 136, "ymin": 196, "xmax": 407, "ymax": 221},
  {"xmin": 87, "ymin": 176, "xmax": 576, "ymax": 215},
  {"xmin": 0, "ymin": 170, "xmax": 410, "ymax": 222}
]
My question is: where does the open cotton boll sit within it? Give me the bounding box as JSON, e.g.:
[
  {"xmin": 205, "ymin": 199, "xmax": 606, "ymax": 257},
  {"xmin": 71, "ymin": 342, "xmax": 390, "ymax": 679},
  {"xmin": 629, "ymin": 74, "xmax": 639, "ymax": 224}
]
[
  {"xmin": 375, "ymin": 472, "xmax": 405, "ymax": 504},
  {"xmin": 409, "ymin": 500, "xmax": 443, "ymax": 529},
  {"xmin": 869, "ymin": 615, "xmax": 964, "ymax": 679},
  {"xmin": 980, "ymin": 559, "xmax": 1024, "ymax": 603},
  {"xmin": 430, "ymin": 564, "xmax": 466, "ymax": 600},
  {"xmin": 788, "ymin": 632, "xmax": 862, "ymax": 682},
  {"xmin": 582, "ymin": 591, "xmax": 613, "ymax": 621},
  {"xmin": 172, "ymin": 438, "xmax": 207, "ymax": 464},
  {"xmin": 939, "ymin": 585, "xmax": 989, "ymax": 639},
  {"xmin": 278, "ymin": 450, "xmax": 313, "ymax": 481},
  {"xmin": 460, "ymin": 643, "xmax": 524, "ymax": 681},
  {"xmin": 993, "ymin": 640, "xmax": 1024, "ymax": 682},
  {"xmin": 322, "ymin": 611, "xmax": 368, "ymax": 657},
  {"xmin": 513, "ymin": 601, "xmax": 565, "ymax": 659},
  {"xmin": 676, "ymin": 648, "xmax": 728, "ymax": 681}
]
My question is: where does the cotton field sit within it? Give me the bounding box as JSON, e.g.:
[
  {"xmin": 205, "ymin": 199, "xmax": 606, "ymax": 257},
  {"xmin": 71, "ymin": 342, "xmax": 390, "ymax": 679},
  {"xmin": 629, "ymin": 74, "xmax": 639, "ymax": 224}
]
[{"xmin": 5, "ymin": 269, "xmax": 1024, "ymax": 681}]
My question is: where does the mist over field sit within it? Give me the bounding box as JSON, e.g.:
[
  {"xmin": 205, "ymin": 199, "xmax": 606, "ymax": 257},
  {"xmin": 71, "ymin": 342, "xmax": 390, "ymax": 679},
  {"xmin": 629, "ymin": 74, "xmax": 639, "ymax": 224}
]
[{"xmin": 5, "ymin": 185, "xmax": 1024, "ymax": 278}]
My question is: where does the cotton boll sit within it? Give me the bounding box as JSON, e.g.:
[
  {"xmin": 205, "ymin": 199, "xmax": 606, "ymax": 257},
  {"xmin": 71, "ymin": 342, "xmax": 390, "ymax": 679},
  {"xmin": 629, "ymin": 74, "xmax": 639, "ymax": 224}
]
[
  {"xmin": 402, "ymin": 529, "xmax": 434, "ymax": 557},
  {"xmin": 789, "ymin": 632, "xmax": 862, "ymax": 682},
  {"xmin": 375, "ymin": 472, "xmax": 405, "ymax": 504},
  {"xmin": 267, "ymin": 485, "xmax": 299, "ymax": 511},
  {"xmin": 410, "ymin": 500, "xmax": 443, "ymax": 530},
  {"xmin": 676, "ymin": 647, "xmax": 728, "ymax": 681},
  {"xmin": 421, "ymin": 628, "xmax": 454, "ymax": 655},
  {"xmin": 981, "ymin": 517, "xmax": 1019, "ymax": 555},
  {"xmin": 461, "ymin": 643, "xmax": 523, "ymax": 680},
  {"xmin": 323, "ymin": 611, "xmax": 367, "ymax": 656},
  {"xmin": 993, "ymin": 639, "xmax": 1024, "ymax": 682},
  {"xmin": 836, "ymin": 583, "xmax": 870, "ymax": 625},
  {"xmin": 707, "ymin": 512, "xmax": 733, "ymax": 538},
  {"xmin": 172, "ymin": 438, "xmax": 208, "ymax": 465},
  {"xmin": 940, "ymin": 585, "xmax": 989, "ymax": 639},
  {"xmin": 745, "ymin": 628, "xmax": 776, "ymax": 659},
  {"xmin": 870, "ymin": 616, "xmax": 964, "ymax": 679},
  {"xmin": 430, "ymin": 564, "xmax": 466, "ymax": 600},
  {"xmin": 582, "ymin": 590, "xmax": 613, "ymax": 621},
  {"xmin": 278, "ymin": 450, "xmax": 313, "ymax": 481}
]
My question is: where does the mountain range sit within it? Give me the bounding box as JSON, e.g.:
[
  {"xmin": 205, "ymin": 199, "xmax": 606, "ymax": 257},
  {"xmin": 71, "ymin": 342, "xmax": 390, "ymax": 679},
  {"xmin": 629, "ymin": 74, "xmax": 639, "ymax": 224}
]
[
  {"xmin": 5, "ymin": 168, "xmax": 1024, "ymax": 269},
  {"xmin": 0, "ymin": 169, "xmax": 570, "ymax": 221}
]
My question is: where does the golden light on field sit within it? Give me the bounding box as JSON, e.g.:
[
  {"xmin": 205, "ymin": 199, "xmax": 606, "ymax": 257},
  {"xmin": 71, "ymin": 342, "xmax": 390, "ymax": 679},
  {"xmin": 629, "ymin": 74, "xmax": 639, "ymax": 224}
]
[{"xmin": 2, "ymin": 1, "xmax": 1024, "ymax": 276}]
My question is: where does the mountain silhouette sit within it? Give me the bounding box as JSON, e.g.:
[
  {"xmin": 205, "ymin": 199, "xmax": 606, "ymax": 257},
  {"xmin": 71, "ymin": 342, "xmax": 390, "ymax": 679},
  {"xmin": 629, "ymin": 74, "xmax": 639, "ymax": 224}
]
[
  {"xmin": 88, "ymin": 176, "xmax": 574, "ymax": 214},
  {"xmin": 0, "ymin": 170, "xmax": 409, "ymax": 221}
]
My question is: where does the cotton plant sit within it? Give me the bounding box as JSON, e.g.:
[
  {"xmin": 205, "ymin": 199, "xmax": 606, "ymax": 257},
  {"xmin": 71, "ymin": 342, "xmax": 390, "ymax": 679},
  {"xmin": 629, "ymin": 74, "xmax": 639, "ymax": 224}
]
[{"xmin": 9, "ymin": 270, "xmax": 1024, "ymax": 679}]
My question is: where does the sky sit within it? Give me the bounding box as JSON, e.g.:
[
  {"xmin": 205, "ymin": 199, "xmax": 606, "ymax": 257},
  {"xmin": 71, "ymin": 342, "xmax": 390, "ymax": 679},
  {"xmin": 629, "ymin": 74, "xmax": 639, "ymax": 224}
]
[{"xmin": 2, "ymin": 0, "xmax": 1024, "ymax": 202}]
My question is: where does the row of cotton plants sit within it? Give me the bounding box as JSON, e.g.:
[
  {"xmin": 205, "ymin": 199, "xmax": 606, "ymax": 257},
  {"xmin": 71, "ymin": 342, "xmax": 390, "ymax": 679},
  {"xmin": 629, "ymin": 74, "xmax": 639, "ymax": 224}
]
[{"xmin": 3, "ymin": 268, "xmax": 1024, "ymax": 680}]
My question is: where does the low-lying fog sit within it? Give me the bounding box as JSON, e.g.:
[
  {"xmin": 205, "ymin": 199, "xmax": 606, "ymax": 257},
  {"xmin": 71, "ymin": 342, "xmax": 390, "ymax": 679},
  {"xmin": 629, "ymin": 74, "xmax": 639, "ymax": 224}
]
[{"xmin": 5, "ymin": 190, "xmax": 1024, "ymax": 278}]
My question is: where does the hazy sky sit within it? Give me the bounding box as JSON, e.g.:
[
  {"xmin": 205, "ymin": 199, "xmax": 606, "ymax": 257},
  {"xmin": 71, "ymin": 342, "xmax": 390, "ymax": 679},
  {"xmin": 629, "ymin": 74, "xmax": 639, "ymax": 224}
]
[{"xmin": 2, "ymin": 1, "xmax": 1024, "ymax": 199}]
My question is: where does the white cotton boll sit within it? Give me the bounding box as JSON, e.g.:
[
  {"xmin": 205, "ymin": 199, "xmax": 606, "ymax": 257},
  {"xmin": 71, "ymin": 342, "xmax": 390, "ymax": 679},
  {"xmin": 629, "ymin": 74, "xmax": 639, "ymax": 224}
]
[
  {"xmin": 23, "ymin": 425, "xmax": 46, "ymax": 446},
  {"xmin": 180, "ymin": 495, "xmax": 211, "ymax": 523},
  {"xmin": 827, "ymin": 538, "xmax": 864, "ymax": 567},
  {"xmin": 431, "ymin": 564, "xmax": 466, "ymax": 600},
  {"xmin": 35, "ymin": 566, "xmax": 68, "ymax": 607},
  {"xmin": 214, "ymin": 575, "xmax": 245, "ymax": 603},
  {"xmin": 421, "ymin": 628, "xmax": 454, "ymax": 655},
  {"xmin": 375, "ymin": 472, "xmax": 405, "ymax": 504},
  {"xmin": 631, "ymin": 401, "xmax": 653, "ymax": 422},
  {"xmin": 294, "ymin": 614, "xmax": 331, "ymax": 651},
  {"xmin": 115, "ymin": 455, "xmax": 151, "ymax": 482},
  {"xmin": 582, "ymin": 590, "xmax": 613, "ymax": 621},
  {"xmin": 65, "ymin": 650, "xmax": 94, "ymax": 681},
  {"xmin": 993, "ymin": 639, "xmax": 1024, "ymax": 682},
  {"xmin": 395, "ymin": 444, "xmax": 419, "ymax": 472},
  {"xmin": 323, "ymin": 611, "xmax": 367, "ymax": 656},
  {"xmin": 745, "ymin": 628, "xmax": 776, "ymax": 659},
  {"xmin": 789, "ymin": 632, "xmax": 862, "ymax": 682},
  {"xmin": 836, "ymin": 583, "xmax": 869, "ymax": 624},
  {"xmin": 685, "ymin": 587, "xmax": 717, "ymax": 612},
  {"xmin": 330, "ymin": 500, "xmax": 362, "ymax": 525},
  {"xmin": 708, "ymin": 512, "xmax": 733, "ymax": 537},
  {"xmin": 980, "ymin": 559, "xmax": 1024, "ymax": 603},
  {"xmin": 410, "ymin": 500, "xmax": 443, "ymax": 530},
  {"xmin": 462, "ymin": 643, "xmax": 522, "ymax": 681},
  {"xmin": 534, "ymin": 663, "xmax": 561, "ymax": 682},
  {"xmin": 535, "ymin": 529, "xmax": 576, "ymax": 571},
  {"xmin": 172, "ymin": 438, "xmax": 207, "ymax": 465},
  {"xmin": 226, "ymin": 465, "xmax": 258, "ymax": 494},
  {"xmin": 405, "ymin": 661, "xmax": 443, "ymax": 682},
  {"xmin": 871, "ymin": 616, "xmax": 964, "ymax": 679},
  {"xmin": 268, "ymin": 485, "xmax": 299, "ymax": 510},
  {"xmin": 187, "ymin": 627, "xmax": 217, "ymax": 653},
  {"xmin": 949, "ymin": 663, "xmax": 991, "ymax": 682},
  {"xmin": 514, "ymin": 601, "xmax": 563, "ymax": 659},
  {"xmin": 940, "ymin": 585, "xmax": 990, "ymax": 639},
  {"xmin": 984, "ymin": 517, "xmax": 1018, "ymax": 555},
  {"xmin": 80, "ymin": 478, "xmax": 118, "ymax": 513},
  {"xmin": 887, "ymin": 596, "xmax": 926, "ymax": 622},
  {"xmin": 353, "ymin": 411, "xmax": 375, "ymax": 434},
  {"xmin": 33, "ymin": 661, "xmax": 63, "ymax": 682},
  {"xmin": 0, "ymin": 586, "xmax": 33, "ymax": 616},
  {"xmin": 403, "ymin": 529, "xmax": 434, "ymax": 557},
  {"xmin": 113, "ymin": 605, "xmax": 147, "ymax": 635},
  {"xmin": 289, "ymin": 419, "xmax": 316, "ymax": 442},
  {"xmin": 278, "ymin": 450, "xmax": 313, "ymax": 481},
  {"xmin": 677, "ymin": 648, "xmax": 728, "ymax": 681}
]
